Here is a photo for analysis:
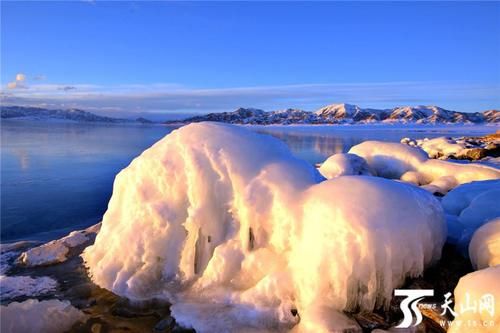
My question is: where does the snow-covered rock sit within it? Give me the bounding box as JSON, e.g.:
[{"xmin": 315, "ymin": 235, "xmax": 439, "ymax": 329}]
[
  {"xmin": 416, "ymin": 137, "xmax": 468, "ymax": 159},
  {"xmin": 83, "ymin": 123, "xmax": 446, "ymax": 332},
  {"xmin": 348, "ymin": 141, "xmax": 427, "ymax": 179},
  {"xmin": 0, "ymin": 275, "xmax": 58, "ymax": 299},
  {"xmin": 17, "ymin": 223, "xmax": 100, "ymax": 267},
  {"xmin": 348, "ymin": 141, "xmax": 500, "ymax": 194},
  {"xmin": 469, "ymin": 218, "xmax": 500, "ymax": 270},
  {"xmin": 0, "ymin": 299, "xmax": 85, "ymax": 333},
  {"xmin": 318, "ymin": 153, "xmax": 372, "ymax": 179},
  {"xmin": 448, "ymin": 266, "xmax": 500, "ymax": 333},
  {"xmin": 441, "ymin": 180, "xmax": 500, "ymax": 252},
  {"xmin": 401, "ymin": 134, "xmax": 500, "ymax": 162}
]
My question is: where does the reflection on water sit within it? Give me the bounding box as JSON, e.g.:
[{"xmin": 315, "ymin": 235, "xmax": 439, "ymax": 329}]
[
  {"xmin": 1, "ymin": 121, "xmax": 495, "ymax": 242},
  {"xmin": 256, "ymin": 125, "xmax": 496, "ymax": 164},
  {"xmin": 1, "ymin": 121, "xmax": 177, "ymax": 242}
]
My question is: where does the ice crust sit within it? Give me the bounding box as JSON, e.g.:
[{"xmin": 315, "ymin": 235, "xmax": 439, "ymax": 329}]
[{"xmin": 83, "ymin": 123, "xmax": 446, "ymax": 332}]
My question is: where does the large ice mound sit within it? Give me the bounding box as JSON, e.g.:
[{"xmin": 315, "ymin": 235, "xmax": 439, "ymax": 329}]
[{"xmin": 84, "ymin": 123, "xmax": 446, "ymax": 332}]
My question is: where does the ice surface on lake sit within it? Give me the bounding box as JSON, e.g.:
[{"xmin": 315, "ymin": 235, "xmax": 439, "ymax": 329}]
[
  {"xmin": 469, "ymin": 218, "xmax": 500, "ymax": 270},
  {"xmin": 0, "ymin": 299, "xmax": 85, "ymax": 333},
  {"xmin": 84, "ymin": 123, "xmax": 446, "ymax": 332}
]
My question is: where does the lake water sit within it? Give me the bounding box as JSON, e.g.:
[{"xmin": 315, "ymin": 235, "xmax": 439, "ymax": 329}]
[{"xmin": 1, "ymin": 121, "xmax": 496, "ymax": 242}]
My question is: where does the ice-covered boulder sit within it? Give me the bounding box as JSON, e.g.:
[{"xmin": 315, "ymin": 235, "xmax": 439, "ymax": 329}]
[
  {"xmin": 348, "ymin": 141, "xmax": 427, "ymax": 178},
  {"xmin": 318, "ymin": 153, "xmax": 372, "ymax": 179},
  {"xmin": 411, "ymin": 160, "xmax": 500, "ymax": 194},
  {"xmin": 0, "ymin": 299, "xmax": 85, "ymax": 333},
  {"xmin": 290, "ymin": 176, "xmax": 445, "ymax": 326},
  {"xmin": 448, "ymin": 266, "xmax": 500, "ymax": 333},
  {"xmin": 442, "ymin": 180, "xmax": 500, "ymax": 218},
  {"xmin": 469, "ymin": 218, "xmax": 500, "ymax": 270},
  {"xmin": 441, "ymin": 180, "xmax": 500, "ymax": 252},
  {"xmin": 348, "ymin": 141, "xmax": 500, "ymax": 195},
  {"xmin": 416, "ymin": 137, "xmax": 468, "ymax": 159},
  {"xmin": 83, "ymin": 123, "xmax": 446, "ymax": 332}
]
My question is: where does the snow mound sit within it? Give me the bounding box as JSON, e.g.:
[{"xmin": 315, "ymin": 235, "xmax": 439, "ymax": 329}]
[
  {"xmin": 0, "ymin": 275, "xmax": 57, "ymax": 299},
  {"xmin": 17, "ymin": 223, "xmax": 100, "ymax": 267},
  {"xmin": 348, "ymin": 141, "xmax": 427, "ymax": 179},
  {"xmin": 448, "ymin": 266, "xmax": 500, "ymax": 333},
  {"xmin": 318, "ymin": 153, "xmax": 372, "ymax": 179},
  {"xmin": 410, "ymin": 159, "xmax": 500, "ymax": 194},
  {"xmin": 441, "ymin": 180, "xmax": 500, "ymax": 252},
  {"xmin": 469, "ymin": 218, "xmax": 500, "ymax": 270},
  {"xmin": 83, "ymin": 123, "xmax": 446, "ymax": 332},
  {"xmin": 349, "ymin": 141, "xmax": 500, "ymax": 194},
  {"xmin": 412, "ymin": 137, "xmax": 468, "ymax": 159},
  {"xmin": 0, "ymin": 299, "xmax": 85, "ymax": 333}
]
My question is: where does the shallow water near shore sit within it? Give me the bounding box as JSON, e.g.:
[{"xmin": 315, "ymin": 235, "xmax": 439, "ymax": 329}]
[{"xmin": 1, "ymin": 120, "xmax": 496, "ymax": 242}]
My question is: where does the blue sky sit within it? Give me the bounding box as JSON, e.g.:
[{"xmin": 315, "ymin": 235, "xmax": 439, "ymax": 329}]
[{"xmin": 1, "ymin": 1, "xmax": 499, "ymax": 119}]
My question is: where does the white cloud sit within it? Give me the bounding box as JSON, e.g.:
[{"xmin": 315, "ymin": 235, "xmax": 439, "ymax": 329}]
[
  {"xmin": 7, "ymin": 73, "xmax": 28, "ymax": 89},
  {"xmin": 16, "ymin": 73, "xmax": 26, "ymax": 82}
]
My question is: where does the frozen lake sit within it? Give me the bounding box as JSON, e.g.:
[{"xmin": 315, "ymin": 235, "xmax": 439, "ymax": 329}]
[{"xmin": 1, "ymin": 120, "xmax": 496, "ymax": 242}]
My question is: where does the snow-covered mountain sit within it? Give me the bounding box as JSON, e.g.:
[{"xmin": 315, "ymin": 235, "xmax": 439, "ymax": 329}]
[
  {"xmin": 0, "ymin": 106, "xmax": 148, "ymax": 123},
  {"xmin": 179, "ymin": 103, "xmax": 499, "ymax": 125}
]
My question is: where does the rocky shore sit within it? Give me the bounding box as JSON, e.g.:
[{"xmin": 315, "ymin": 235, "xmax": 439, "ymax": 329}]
[{"xmin": 0, "ymin": 230, "xmax": 471, "ymax": 332}]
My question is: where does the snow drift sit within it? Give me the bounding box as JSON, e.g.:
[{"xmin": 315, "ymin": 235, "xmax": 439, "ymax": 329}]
[{"xmin": 84, "ymin": 123, "xmax": 446, "ymax": 332}]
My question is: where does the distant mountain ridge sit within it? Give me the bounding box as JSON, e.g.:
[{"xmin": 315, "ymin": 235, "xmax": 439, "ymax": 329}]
[
  {"xmin": 0, "ymin": 106, "xmax": 150, "ymax": 123},
  {"xmin": 2, "ymin": 104, "xmax": 498, "ymax": 125},
  {"xmin": 180, "ymin": 103, "xmax": 499, "ymax": 125}
]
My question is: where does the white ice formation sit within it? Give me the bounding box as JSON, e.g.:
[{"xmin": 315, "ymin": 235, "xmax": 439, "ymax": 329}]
[
  {"xmin": 0, "ymin": 299, "xmax": 85, "ymax": 333},
  {"xmin": 0, "ymin": 275, "xmax": 57, "ymax": 299},
  {"xmin": 441, "ymin": 180, "xmax": 500, "ymax": 251},
  {"xmin": 448, "ymin": 266, "xmax": 500, "ymax": 333},
  {"xmin": 469, "ymin": 218, "xmax": 500, "ymax": 270},
  {"xmin": 83, "ymin": 123, "xmax": 446, "ymax": 332},
  {"xmin": 318, "ymin": 153, "xmax": 372, "ymax": 179},
  {"xmin": 349, "ymin": 141, "xmax": 500, "ymax": 195},
  {"xmin": 17, "ymin": 223, "xmax": 100, "ymax": 267}
]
